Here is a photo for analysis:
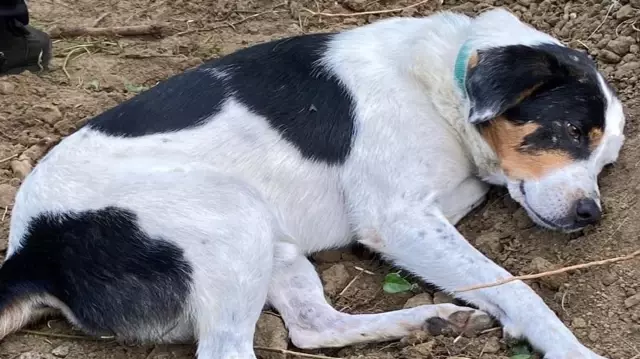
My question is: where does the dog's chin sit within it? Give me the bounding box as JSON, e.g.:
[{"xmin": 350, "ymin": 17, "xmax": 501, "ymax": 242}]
[
  {"xmin": 520, "ymin": 205, "xmax": 585, "ymax": 233},
  {"xmin": 508, "ymin": 181, "xmax": 585, "ymax": 234}
]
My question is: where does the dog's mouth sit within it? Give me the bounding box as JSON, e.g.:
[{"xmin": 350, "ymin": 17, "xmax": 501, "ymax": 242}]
[{"xmin": 518, "ymin": 181, "xmax": 583, "ymax": 233}]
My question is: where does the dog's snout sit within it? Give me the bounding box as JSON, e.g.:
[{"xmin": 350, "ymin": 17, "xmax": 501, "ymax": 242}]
[{"xmin": 574, "ymin": 198, "xmax": 601, "ymax": 225}]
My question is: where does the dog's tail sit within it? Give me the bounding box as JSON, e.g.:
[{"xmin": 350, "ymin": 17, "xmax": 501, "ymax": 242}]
[{"xmin": 0, "ymin": 253, "xmax": 53, "ymax": 341}]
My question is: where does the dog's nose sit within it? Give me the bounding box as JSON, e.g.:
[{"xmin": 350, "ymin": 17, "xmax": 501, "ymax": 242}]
[{"xmin": 575, "ymin": 198, "xmax": 602, "ymax": 224}]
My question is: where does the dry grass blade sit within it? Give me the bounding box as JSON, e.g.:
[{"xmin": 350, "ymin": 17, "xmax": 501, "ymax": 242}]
[
  {"xmin": 303, "ymin": 0, "xmax": 431, "ymax": 17},
  {"xmin": 455, "ymin": 249, "xmax": 640, "ymax": 292},
  {"xmin": 255, "ymin": 346, "xmax": 340, "ymax": 359},
  {"xmin": 20, "ymin": 329, "xmax": 114, "ymax": 341},
  {"xmin": 0, "ymin": 154, "xmax": 17, "ymax": 164}
]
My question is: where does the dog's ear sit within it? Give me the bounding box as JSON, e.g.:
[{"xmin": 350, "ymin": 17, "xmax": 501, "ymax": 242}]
[{"xmin": 464, "ymin": 45, "xmax": 567, "ymax": 124}]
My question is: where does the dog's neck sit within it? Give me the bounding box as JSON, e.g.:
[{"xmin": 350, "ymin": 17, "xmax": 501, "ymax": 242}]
[
  {"xmin": 409, "ymin": 33, "xmax": 504, "ymax": 184},
  {"xmin": 451, "ymin": 42, "xmax": 505, "ymax": 184}
]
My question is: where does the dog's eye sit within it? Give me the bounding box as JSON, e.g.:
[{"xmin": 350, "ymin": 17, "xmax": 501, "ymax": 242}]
[{"xmin": 566, "ymin": 123, "xmax": 581, "ymax": 139}]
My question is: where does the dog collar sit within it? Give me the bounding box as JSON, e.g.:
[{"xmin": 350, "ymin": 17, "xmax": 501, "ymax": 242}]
[{"xmin": 453, "ymin": 41, "xmax": 473, "ymax": 98}]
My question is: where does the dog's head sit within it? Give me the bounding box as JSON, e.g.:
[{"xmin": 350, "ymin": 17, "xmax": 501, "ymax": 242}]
[{"xmin": 458, "ymin": 9, "xmax": 625, "ymax": 232}]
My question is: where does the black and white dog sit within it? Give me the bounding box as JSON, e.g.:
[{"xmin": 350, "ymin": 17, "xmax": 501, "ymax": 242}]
[{"xmin": 0, "ymin": 8, "xmax": 625, "ymax": 359}]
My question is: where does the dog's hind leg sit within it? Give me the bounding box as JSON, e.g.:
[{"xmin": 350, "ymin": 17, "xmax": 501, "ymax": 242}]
[{"xmin": 267, "ymin": 243, "xmax": 493, "ymax": 349}]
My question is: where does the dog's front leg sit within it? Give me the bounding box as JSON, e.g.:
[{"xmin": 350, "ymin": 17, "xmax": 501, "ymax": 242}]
[{"xmin": 358, "ymin": 203, "xmax": 604, "ymax": 359}]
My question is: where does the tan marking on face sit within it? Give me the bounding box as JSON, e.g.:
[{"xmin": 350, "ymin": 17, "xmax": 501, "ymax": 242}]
[
  {"xmin": 468, "ymin": 52, "xmax": 479, "ymax": 69},
  {"xmin": 588, "ymin": 127, "xmax": 604, "ymax": 151},
  {"xmin": 481, "ymin": 117, "xmax": 574, "ymax": 180}
]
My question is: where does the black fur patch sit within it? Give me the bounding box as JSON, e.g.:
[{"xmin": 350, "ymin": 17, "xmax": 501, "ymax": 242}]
[
  {"xmin": 469, "ymin": 43, "xmax": 606, "ymax": 159},
  {"xmin": 88, "ymin": 33, "xmax": 356, "ymax": 164},
  {"xmin": 87, "ymin": 67, "xmax": 226, "ymax": 137},
  {"xmin": 0, "ymin": 207, "xmax": 192, "ymax": 338}
]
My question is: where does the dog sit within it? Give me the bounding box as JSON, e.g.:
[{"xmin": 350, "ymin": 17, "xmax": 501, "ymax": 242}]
[{"xmin": 0, "ymin": 7, "xmax": 625, "ymax": 359}]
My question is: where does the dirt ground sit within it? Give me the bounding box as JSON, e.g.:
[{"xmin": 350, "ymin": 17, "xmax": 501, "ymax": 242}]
[{"xmin": 0, "ymin": 0, "xmax": 639, "ymax": 358}]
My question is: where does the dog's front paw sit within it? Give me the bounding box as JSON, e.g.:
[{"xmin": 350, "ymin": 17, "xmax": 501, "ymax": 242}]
[{"xmin": 422, "ymin": 304, "xmax": 495, "ymax": 336}]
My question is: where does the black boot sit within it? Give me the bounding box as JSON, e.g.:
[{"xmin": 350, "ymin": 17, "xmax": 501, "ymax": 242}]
[{"xmin": 0, "ymin": 18, "xmax": 52, "ymax": 75}]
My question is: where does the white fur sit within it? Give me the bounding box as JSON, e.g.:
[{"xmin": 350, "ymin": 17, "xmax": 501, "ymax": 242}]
[{"xmin": 5, "ymin": 8, "xmax": 623, "ymax": 359}]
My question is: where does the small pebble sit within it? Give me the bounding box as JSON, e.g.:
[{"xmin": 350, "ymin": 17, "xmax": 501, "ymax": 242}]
[
  {"xmin": 10, "ymin": 159, "xmax": 33, "ymax": 180},
  {"xmin": 624, "ymin": 293, "xmax": 640, "ymax": 308},
  {"xmin": 615, "ymin": 4, "xmax": 635, "ymax": 20},
  {"xmin": 253, "ymin": 313, "xmax": 288, "ymax": 359},
  {"xmin": 51, "ymin": 345, "xmax": 70, "ymax": 358},
  {"xmin": 527, "ymin": 257, "xmax": 569, "ymax": 290},
  {"xmin": 433, "ymin": 291, "xmax": 455, "ymax": 304},
  {"xmin": 598, "ymin": 49, "xmax": 621, "ymax": 63},
  {"xmin": 404, "ymin": 293, "xmax": 434, "ymax": 308},
  {"xmin": 320, "ymin": 264, "xmax": 351, "ymax": 297},
  {"xmin": 483, "ymin": 336, "xmax": 502, "ymax": 354},
  {"xmin": 572, "ymin": 317, "xmax": 587, "ymax": 328},
  {"xmin": 0, "ymin": 81, "xmax": 16, "ymax": 95}
]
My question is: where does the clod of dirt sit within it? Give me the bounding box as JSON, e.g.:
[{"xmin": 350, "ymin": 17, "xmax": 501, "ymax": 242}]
[
  {"xmin": 20, "ymin": 144, "xmax": 49, "ymax": 163},
  {"xmin": 571, "ymin": 317, "xmax": 587, "ymax": 328},
  {"xmin": 615, "ymin": 4, "xmax": 635, "ymax": 20},
  {"xmin": 312, "ymin": 250, "xmax": 343, "ymax": 263},
  {"xmin": 512, "ymin": 208, "xmax": 534, "ymax": 229},
  {"xmin": 475, "ymin": 231, "xmax": 503, "ymax": 257},
  {"xmin": 400, "ymin": 340, "xmax": 436, "ymax": 358},
  {"xmin": 10, "ymin": 159, "xmax": 33, "ymax": 180},
  {"xmin": 0, "ymin": 183, "xmax": 17, "ymax": 208},
  {"xmin": 624, "ymin": 293, "xmax": 640, "ymax": 308},
  {"xmin": 341, "ymin": 0, "xmax": 368, "ymax": 12},
  {"xmin": 16, "ymin": 353, "xmax": 57, "ymax": 359},
  {"xmin": 254, "ymin": 313, "xmax": 289, "ymax": 359},
  {"xmin": 51, "ymin": 345, "xmax": 70, "ymax": 358},
  {"xmin": 433, "ymin": 291, "xmax": 455, "ymax": 304},
  {"xmin": 600, "ymin": 270, "xmax": 619, "ymax": 286},
  {"xmin": 321, "ymin": 263, "xmax": 351, "ymax": 297},
  {"xmin": 0, "ymin": 81, "xmax": 16, "ymax": 95},
  {"xmin": 483, "ymin": 336, "xmax": 502, "ymax": 354},
  {"xmin": 526, "ymin": 257, "xmax": 569, "ymax": 290},
  {"xmin": 607, "ymin": 36, "xmax": 636, "ymax": 56},
  {"xmin": 404, "ymin": 293, "xmax": 434, "ymax": 308},
  {"xmin": 400, "ymin": 330, "xmax": 432, "ymax": 346},
  {"xmin": 598, "ymin": 49, "xmax": 621, "ymax": 64},
  {"xmin": 31, "ymin": 104, "xmax": 62, "ymax": 125}
]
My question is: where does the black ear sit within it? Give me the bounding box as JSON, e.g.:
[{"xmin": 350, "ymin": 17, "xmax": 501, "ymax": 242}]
[{"xmin": 465, "ymin": 45, "xmax": 565, "ymax": 124}]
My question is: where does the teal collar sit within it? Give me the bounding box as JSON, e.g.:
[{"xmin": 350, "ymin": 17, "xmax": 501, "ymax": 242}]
[{"xmin": 453, "ymin": 41, "xmax": 473, "ymax": 98}]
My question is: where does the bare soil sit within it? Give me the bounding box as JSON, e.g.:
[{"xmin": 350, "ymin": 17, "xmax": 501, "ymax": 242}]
[{"xmin": 0, "ymin": 0, "xmax": 638, "ymax": 358}]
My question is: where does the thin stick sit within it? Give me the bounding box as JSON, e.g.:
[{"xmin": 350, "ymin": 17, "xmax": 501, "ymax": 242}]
[
  {"xmin": 302, "ymin": 0, "xmax": 430, "ymax": 18},
  {"xmin": 0, "ymin": 154, "xmax": 17, "ymax": 164},
  {"xmin": 338, "ymin": 271, "xmax": 363, "ymax": 297},
  {"xmin": 586, "ymin": 0, "xmax": 616, "ymax": 40},
  {"xmin": 92, "ymin": 12, "xmax": 111, "ymax": 27},
  {"xmin": 62, "ymin": 47, "xmax": 86, "ymax": 81},
  {"xmin": 49, "ymin": 24, "xmax": 166, "ymax": 39},
  {"xmin": 254, "ymin": 346, "xmax": 340, "ymax": 359},
  {"xmin": 1, "ymin": 206, "xmax": 7, "ymax": 222},
  {"xmin": 20, "ymin": 329, "xmax": 113, "ymax": 341},
  {"xmin": 455, "ymin": 249, "xmax": 640, "ymax": 292}
]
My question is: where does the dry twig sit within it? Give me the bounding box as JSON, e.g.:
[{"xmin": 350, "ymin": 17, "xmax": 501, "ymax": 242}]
[
  {"xmin": 49, "ymin": 24, "xmax": 166, "ymax": 39},
  {"xmin": 456, "ymin": 249, "xmax": 640, "ymax": 292},
  {"xmin": 255, "ymin": 346, "xmax": 340, "ymax": 359},
  {"xmin": 0, "ymin": 154, "xmax": 17, "ymax": 164},
  {"xmin": 302, "ymin": 0, "xmax": 430, "ymax": 18},
  {"xmin": 20, "ymin": 329, "xmax": 114, "ymax": 341},
  {"xmin": 92, "ymin": 12, "xmax": 111, "ymax": 27}
]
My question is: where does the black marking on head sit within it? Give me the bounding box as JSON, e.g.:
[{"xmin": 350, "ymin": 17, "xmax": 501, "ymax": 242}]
[
  {"xmin": 87, "ymin": 33, "xmax": 356, "ymax": 164},
  {"xmin": 469, "ymin": 43, "xmax": 606, "ymax": 159},
  {"xmin": 466, "ymin": 44, "xmax": 605, "ymax": 130},
  {"xmin": 0, "ymin": 207, "xmax": 192, "ymax": 338}
]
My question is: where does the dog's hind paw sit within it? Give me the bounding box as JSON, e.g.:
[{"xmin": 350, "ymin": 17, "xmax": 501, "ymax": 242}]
[{"xmin": 422, "ymin": 304, "xmax": 495, "ymax": 337}]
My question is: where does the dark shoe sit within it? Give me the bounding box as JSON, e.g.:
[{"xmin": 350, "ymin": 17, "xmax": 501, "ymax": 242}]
[{"xmin": 0, "ymin": 18, "xmax": 52, "ymax": 75}]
